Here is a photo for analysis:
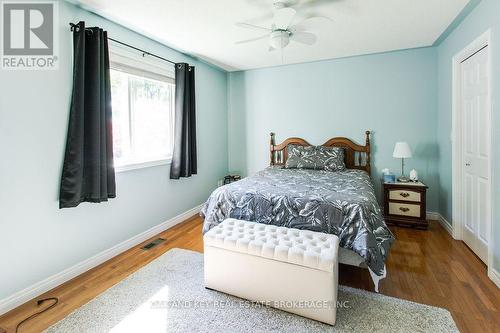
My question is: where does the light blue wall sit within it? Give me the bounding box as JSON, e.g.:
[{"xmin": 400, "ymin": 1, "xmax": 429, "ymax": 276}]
[
  {"xmin": 436, "ymin": 0, "xmax": 500, "ymax": 270},
  {"xmin": 228, "ymin": 48, "xmax": 439, "ymax": 208},
  {"xmin": 0, "ymin": 1, "xmax": 228, "ymax": 299}
]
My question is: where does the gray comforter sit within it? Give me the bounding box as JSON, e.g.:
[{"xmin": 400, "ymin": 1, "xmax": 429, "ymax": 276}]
[{"xmin": 201, "ymin": 167, "xmax": 394, "ymax": 275}]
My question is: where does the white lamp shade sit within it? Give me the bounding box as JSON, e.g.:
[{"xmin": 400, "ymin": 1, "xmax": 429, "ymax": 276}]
[{"xmin": 393, "ymin": 142, "xmax": 412, "ymax": 158}]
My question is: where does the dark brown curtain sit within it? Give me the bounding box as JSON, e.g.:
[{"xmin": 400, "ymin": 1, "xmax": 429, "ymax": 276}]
[
  {"xmin": 170, "ymin": 63, "xmax": 197, "ymax": 179},
  {"xmin": 59, "ymin": 21, "xmax": 116, "ymax": 208}
]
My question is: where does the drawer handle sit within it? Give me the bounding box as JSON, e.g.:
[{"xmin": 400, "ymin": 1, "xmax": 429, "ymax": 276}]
[
  {"xmin": 399, "ymin": 207, "xmax": 410, "ymax": 212},
  {"xmin": 400, "ymin": 192, "xmax": 410, "ymax": 198}
]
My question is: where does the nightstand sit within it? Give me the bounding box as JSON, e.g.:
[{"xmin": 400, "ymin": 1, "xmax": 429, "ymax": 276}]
[{"xmin": 382, "ymin": 181, "xmax": 428, "ymax": 229}]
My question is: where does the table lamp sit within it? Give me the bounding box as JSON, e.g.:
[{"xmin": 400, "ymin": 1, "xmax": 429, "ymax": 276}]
[{"xmin": 393, "ymin": 142, "xmax": 412, "ymax": 182}]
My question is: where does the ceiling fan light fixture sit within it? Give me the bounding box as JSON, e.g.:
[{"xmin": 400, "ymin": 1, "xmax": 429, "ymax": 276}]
[{"xmin": 269, "ymin": 30, "xmax": 290, "ymax": 49}]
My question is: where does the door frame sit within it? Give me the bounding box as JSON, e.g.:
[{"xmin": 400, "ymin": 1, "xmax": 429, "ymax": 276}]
[{"xmin": 451, "ymin": 29, "xmax": 492, "ymax": 271}]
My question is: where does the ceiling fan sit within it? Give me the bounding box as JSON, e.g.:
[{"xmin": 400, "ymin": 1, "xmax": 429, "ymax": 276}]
[{"xmin": 235, "ymin": 0, "xmax": 332, "ymax": 51}]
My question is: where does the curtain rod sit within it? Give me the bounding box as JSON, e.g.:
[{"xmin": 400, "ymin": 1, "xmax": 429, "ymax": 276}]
[{"xmin": 69, "ymin": 23, "xmax": 177, "ymax": 66}]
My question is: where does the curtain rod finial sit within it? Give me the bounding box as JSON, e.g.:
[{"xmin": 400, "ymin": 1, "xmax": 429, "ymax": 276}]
[{"xmin": 69, "ymin": 22, "xmax": 80, "ymax": 32}]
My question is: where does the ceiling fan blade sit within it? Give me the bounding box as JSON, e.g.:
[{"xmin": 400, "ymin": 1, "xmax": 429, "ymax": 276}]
[
  {"xmin": 289, "ymin": 16, "xmax": 333, "ymax": 32},
  {"xmin": 235, "ymin": 35, "xmax": 269, "ymax": 44},
  {"xmin": 291, "ymin": 31, "xmax": 317, "ymax": 45},
  {"xmin": 274, "ymin": 7, "xmax": 297, "ymax": 29},
  {"xmin": 236, "ymin": 22, "xmax": 272, "ymax": 32}
]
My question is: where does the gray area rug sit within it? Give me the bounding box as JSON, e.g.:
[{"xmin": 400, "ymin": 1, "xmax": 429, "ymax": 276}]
[{"xmin": 45, "ymin": 248, "xmax": 458, "ymax": 333}]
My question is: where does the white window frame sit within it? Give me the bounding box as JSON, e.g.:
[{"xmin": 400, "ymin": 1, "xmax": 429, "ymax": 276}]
[{"xmin": 109, "ymin": 42, "xmax": 175, "ymax": 173}]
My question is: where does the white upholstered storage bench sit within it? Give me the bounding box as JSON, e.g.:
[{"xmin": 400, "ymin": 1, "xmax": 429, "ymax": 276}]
[{"xmin": 203, "ymin": 218, "xmax": 340, "ymax": 325}]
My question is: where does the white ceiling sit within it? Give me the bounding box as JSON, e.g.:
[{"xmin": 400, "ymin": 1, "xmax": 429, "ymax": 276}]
[{"xmin": 73, "ymin": 0, "xmax": 470, "ymax": 71}]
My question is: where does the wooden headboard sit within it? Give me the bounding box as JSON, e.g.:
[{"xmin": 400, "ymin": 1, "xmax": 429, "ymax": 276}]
[{"xmin": 269, "ymin": 131, "xmax": 371, "ymax": 174}]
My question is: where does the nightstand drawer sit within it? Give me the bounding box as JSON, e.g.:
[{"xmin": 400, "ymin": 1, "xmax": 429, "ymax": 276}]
[
  {"xmin": 388, "ymin": 189, "xmax": 421, "ymax": 202},
  {"xmin": 388, "ymin": 202, "xmax": 421, "ymax": 218}
]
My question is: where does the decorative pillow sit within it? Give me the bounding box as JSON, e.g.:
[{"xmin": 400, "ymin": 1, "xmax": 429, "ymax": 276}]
[
  {"xmin": 285, "ymin": 144, "xmax": 317, "ymax": 170},
  {"xmin": 316, "ymin": 145, "xmax": 346, "ymax": 171},
  {"xmin": 285, "ymin": 144, "xmax": 345, "ymax": 171}
]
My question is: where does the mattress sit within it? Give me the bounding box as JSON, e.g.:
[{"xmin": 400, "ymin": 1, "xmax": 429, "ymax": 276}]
[{"xmin": 201, "ymin": 166, "xmax": 394, "ymax": 275}]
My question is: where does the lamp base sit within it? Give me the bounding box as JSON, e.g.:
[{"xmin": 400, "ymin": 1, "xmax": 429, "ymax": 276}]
[{"xmin": 397, "ymin": 176, "xmax": 410, "ymax": 183}]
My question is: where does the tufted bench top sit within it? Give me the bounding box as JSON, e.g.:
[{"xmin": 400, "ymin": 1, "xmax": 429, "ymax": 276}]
[{"xmin": 204, "ymin": 219, "xmax": 339, "ymax": 272}]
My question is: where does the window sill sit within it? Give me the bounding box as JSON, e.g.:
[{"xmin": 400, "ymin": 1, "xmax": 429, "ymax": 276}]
[{"xmin": 115, "ymin": 158, "xmax": 171, "ymax": 173}]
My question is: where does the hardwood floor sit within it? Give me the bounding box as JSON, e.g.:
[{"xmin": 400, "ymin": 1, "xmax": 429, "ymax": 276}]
[{"xmin": 0, "ymin": 216, "xmax": 498, "ymax": 332}]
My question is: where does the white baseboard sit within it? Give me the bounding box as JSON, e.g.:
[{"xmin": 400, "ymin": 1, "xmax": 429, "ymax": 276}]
[
  {"xmin": 426, "ymin": 211, "xmax": 453, "ymax": 236},
  {"xmin": 488, "ymin": 268, "xmax": 500, "ymax": 289},
  {"xmin": 426, "ymin": 211, "xmax": 440, "ymax": 221},
  {"xmin": 0, "ymin": 204, "xmax": 203, "ymax": 316}
]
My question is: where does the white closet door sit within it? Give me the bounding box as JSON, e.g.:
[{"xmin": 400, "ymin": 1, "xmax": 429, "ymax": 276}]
[{"xmin": 461, "ymin": 46, "xmax": 490, "ymax": 263}]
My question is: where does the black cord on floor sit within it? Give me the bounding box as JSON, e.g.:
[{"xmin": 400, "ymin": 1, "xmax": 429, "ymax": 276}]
[{"xmin": 15, "ymin": 297, "xmax": 58, "ymax": 333}]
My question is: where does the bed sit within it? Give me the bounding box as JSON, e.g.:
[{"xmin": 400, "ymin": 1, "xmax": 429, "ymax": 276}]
[{"xmin": 201, "ymin": 131, "xmax": 395, "ymax": 291}]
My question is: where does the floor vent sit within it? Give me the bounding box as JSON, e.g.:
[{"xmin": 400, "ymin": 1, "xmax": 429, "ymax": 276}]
[{"xmin": 141, "ymin": 238, "xmax": 166, "ymax": 250}]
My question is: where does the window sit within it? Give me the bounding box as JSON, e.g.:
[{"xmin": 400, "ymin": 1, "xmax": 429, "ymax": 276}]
[{"xmin": 109, "ymin": 48, "xmax": 175, "ymax": 171}]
